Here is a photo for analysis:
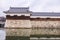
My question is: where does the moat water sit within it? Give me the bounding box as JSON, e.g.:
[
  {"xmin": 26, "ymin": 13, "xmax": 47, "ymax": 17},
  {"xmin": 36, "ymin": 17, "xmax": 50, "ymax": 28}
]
[
  {"xmin": 0, "ymin": 29, "xmax": 6, "ymax": 40},
  {"xmin": 30, "ymin": 37, "xmax": 60, "ymax": 40},
  {"xmin": 0, "ymin": 29, "xmax": 60, "ymax": 40}
]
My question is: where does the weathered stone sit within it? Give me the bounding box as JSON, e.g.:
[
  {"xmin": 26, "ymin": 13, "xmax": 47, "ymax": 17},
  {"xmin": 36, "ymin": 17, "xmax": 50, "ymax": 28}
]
[
  {"xmin": 5, "ymin": 19, "xmax": 60, "ymax": 36},
  {"xmin": 31, "ymin": 20, "xmax": 60, "ymax": 28},
  {"xmin": 6, "ymin": 29, "xmax": 31, "ymax": 36},
  {"xmin": 5, "ymin": 19, "xmax": 31, "ymax": 28}
]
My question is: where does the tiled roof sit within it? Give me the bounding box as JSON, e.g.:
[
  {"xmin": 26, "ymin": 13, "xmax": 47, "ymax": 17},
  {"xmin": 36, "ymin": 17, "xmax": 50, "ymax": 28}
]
[
  {"xmin": 4, "ymin": 7, "xmax": 32, "ymax": 13},
  {"xmin": 32, "ymin": 12, "xmax": 60, "ymax": 16},
  {"xmin": 4, "ymin": 7, "xmax": 60, "ymax": 17}
]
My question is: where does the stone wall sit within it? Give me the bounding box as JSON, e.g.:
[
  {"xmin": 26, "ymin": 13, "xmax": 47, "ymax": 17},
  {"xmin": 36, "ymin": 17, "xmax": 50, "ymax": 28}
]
[
  {"xmin": 31, "ymin": 20, "xmax": 60, "ymax": 35},
  {"xmin": 5, "ymin": 19, "xmax": 31, "ymax": 28},
  {"xmin": 5, "ymin": 19, "xmax": 32, "ymax": 36},
  {"xmin": 31, "ymin": 20, "xmax": 60, "ymax": 28},
  {"xmin": 5, "ymin": 18, "xmax": 60, "ymax": 36}
]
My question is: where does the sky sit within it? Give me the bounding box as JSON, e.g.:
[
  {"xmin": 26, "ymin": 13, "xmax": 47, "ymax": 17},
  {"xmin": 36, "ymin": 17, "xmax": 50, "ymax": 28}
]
[{"xmin": 0, "ymin": 0, "xmax": 60, "ymax": 17}]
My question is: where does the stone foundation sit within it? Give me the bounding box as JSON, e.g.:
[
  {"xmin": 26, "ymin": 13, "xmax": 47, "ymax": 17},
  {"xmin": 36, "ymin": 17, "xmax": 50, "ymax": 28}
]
[
  {"xmin": 31, "ymin": 20, "xmax": 60, "ymax": 28},
  {"xmin": 5, "ymin": 18, "xmax": 60, "ymax": 36},
  {"xmin": 5, "ymin": 19, "xmax": 31, "ymax": 28}
]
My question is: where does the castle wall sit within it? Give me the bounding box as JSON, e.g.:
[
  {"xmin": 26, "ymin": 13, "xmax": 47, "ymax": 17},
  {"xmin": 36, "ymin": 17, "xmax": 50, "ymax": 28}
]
[
  {"xmin": 5, "ymin": 18, "xmax": 60, "ymax": 36},
  {"xmin": 31, "ymin": 18, "xmax": 60, "ymax": 28},
  {"xmin": 5, "ymin": 19, "xmax": 31, "ymax": 28},
  {"xmin": 5, "ymin": 19, "xmax": 32, "ymax": 36},
  {"xmin": 31, "ymin": 18, "xmax": 60, "ymax": 35},
  {"xmin": 5, "ymin": 16, "xmax": 32, "ymax": 36},
  {"xmin": 5, "ymin": 16, "xmax": 31, "ymax": 28}
]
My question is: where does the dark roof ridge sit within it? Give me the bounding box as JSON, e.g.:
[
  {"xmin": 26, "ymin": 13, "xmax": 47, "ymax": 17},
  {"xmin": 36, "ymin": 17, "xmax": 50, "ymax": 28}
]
[{"xmin": 33, "ymin": 12, "xmax": 60, "ymax": 13}]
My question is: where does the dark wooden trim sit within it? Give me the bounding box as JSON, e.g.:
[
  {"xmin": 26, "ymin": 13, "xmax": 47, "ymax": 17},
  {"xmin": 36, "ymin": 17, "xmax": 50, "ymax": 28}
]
[
  {"xmin": 6, "ymin": 15, "xmax": 60, "ymax": 21},
  {"xmin": 6, "ymin": 16, "xmax": 30, "ymax": 20}
]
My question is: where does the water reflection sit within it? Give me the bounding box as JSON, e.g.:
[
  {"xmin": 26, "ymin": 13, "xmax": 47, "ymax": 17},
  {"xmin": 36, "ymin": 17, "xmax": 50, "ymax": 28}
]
[
  {"xmin": 0, "ymin": 29, "xmax": 6, "ymax": 40},
  {"xmin": 30, "ymin": 37, "xmax": 60, "ymax": 40}
]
